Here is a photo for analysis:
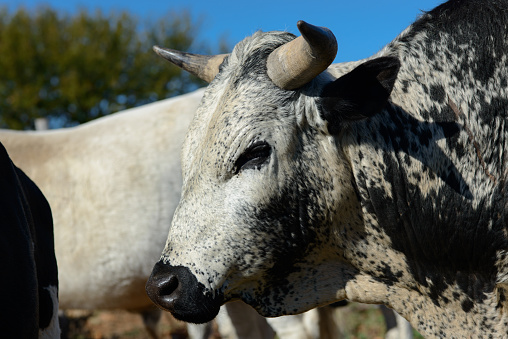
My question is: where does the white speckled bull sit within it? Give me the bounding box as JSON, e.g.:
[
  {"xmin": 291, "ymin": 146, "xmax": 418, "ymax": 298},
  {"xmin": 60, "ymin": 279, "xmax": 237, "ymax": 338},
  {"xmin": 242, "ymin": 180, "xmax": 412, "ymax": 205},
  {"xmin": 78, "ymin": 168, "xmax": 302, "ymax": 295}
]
[{"xmin": 146, "ymin": 0, "xmax": 508, "ymax": 337}]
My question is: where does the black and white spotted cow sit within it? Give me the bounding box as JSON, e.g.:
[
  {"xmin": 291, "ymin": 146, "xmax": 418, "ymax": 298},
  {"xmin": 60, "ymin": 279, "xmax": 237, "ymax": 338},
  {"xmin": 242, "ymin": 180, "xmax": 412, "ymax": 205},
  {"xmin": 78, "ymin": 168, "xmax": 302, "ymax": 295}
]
[
  {"xmin": 0, "ymin": 142, "xmax": 59, "ymax": 338},
  {"xmin": 146, "ymin": 0, "xmax": 508, "ymax": 337}
]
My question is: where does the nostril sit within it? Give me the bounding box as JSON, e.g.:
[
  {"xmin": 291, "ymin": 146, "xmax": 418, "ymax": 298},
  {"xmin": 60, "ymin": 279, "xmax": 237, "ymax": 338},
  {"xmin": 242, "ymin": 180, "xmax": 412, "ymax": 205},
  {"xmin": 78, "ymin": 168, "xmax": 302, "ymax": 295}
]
[
  {"xmin": 158, "ymin": 275, "xmax": 179, "ymax": 298},
  {"xmin": 146, "ymin": 261, "xmax": 181, "ymax": 310}
]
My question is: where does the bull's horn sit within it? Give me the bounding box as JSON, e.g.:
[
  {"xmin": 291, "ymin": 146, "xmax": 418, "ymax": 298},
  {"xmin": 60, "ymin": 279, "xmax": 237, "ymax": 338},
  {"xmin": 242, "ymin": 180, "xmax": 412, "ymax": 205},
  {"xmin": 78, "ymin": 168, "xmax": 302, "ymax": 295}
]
[
  {"xmin": 267, "ymin": 20, "xmax": 337, "ymax": 90},
  {"xmin": 153, "ymin": 46, "xmax": 228, "ymax": 83}
]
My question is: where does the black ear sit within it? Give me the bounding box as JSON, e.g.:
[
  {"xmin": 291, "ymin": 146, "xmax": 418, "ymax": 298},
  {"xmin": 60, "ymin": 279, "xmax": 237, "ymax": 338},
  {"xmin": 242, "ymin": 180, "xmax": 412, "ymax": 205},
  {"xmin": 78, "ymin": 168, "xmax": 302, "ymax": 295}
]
[{"xmin": 319, "ymin": 56, "xmax": 400, "ymax": 134}]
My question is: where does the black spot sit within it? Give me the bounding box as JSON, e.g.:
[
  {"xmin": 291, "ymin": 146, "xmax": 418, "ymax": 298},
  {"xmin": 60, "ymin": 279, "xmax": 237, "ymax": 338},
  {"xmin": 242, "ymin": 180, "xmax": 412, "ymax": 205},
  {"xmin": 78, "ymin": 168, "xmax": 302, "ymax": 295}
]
[
  {"xmin": 401, "ymin": 80, "xmax": 410, "ymax": 93},
  {"xmin": 497, "ymin": 289, "xmax": 506, "ymax": 309},
  {"xmin": 461, "ymin": 298, "xmax": 474, "ymax": 313},
  {"xmin": 429, "ymin": 84, "xmax": 446, "ymax": 103},
  {"xmin": 374, "ymin": 262, "xmax": 401, "ymax": 286}
]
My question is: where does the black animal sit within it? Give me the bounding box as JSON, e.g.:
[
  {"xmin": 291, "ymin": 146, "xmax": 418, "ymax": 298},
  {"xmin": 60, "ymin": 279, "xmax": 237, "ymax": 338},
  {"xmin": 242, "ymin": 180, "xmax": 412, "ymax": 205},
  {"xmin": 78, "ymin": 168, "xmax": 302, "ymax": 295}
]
[{"xmin": 0, "ymin": 142, "xmax": 59, "ymax": 338}]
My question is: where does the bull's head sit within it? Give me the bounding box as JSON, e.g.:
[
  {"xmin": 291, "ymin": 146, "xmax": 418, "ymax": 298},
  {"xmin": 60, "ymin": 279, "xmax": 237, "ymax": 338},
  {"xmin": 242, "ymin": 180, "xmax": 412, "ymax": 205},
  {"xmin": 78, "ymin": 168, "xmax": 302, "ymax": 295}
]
[{"xmin": 146, "ymin": 21, "xmax": 399, "ymax": 323}]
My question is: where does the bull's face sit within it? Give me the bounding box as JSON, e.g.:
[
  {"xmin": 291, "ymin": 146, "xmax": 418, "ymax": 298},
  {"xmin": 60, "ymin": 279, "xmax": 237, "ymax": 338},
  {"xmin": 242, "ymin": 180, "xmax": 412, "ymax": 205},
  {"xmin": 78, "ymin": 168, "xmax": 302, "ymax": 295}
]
[{"xmin": 146, "ymin": 22, "xmax": 399, "ymax": 323}]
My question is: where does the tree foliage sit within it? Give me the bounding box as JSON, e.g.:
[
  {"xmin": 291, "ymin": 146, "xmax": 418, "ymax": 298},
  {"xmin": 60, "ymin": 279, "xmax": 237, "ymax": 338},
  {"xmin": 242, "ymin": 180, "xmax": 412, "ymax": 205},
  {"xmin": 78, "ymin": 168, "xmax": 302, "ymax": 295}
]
[{"xmin": 0, "ymin": 7, "xmax": 213, "ymax": 129}]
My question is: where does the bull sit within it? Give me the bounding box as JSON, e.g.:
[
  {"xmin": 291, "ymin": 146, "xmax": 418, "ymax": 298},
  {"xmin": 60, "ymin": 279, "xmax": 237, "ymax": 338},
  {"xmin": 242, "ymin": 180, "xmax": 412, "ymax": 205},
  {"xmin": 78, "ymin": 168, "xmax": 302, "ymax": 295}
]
[{"xmin": 146, "ymin": 0, "xmax": 508, "ymax": 337}]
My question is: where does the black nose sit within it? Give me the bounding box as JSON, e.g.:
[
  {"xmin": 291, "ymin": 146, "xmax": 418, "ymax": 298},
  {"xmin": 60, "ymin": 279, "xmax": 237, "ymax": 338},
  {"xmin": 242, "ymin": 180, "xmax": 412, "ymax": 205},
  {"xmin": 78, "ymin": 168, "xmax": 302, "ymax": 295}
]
[
  {"xmin": 145, "ymin": 261, "xmax": 223, "ymax": 324},
  {"xmin": 145, "ymin": 261, "xmax": 180, "ymax": 311}
]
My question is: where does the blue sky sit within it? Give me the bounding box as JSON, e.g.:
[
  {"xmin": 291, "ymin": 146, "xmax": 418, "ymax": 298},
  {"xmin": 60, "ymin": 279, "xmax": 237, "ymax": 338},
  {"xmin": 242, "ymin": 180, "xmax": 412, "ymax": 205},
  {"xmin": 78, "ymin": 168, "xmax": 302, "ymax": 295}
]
[{"xmin": 4, "ymin": 0, "xmax": 444, "ymax": 62}]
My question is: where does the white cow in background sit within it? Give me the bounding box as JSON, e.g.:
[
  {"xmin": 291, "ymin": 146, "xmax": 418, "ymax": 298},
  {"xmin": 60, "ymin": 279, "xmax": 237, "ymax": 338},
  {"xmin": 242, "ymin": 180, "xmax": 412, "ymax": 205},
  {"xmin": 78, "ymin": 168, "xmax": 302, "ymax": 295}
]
[{"xmin": 0, "ymin": 89, "xmax": 204, "ymax": 338}]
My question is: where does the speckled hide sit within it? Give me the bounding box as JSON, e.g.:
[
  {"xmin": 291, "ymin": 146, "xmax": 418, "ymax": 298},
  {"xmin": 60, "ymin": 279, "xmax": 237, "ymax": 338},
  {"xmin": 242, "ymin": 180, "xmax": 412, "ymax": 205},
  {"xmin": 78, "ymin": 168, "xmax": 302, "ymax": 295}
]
[{"xmin": 147, "ymin": 1, "xmax": 508, "ymax": 337}]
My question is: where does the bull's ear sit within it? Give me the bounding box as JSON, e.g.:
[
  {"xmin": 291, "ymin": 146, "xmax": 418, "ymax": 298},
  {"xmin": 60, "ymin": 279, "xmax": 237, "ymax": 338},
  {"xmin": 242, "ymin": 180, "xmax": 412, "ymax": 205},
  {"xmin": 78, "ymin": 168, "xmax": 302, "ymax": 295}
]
[{"xmin": 319, "ymin": 56, "xmax": 400, "ymax": 134}]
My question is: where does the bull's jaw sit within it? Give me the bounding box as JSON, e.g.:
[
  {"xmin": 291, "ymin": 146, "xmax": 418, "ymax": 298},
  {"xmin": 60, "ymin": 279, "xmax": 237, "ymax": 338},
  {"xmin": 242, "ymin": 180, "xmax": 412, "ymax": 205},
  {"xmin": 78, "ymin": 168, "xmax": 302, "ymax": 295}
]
[
  {"xmin": 345, "ymin": 273, "xmax": 508, "ymax": 337},
  {"xmin": 229, "ymin": 258, "xmax": 354, "ymax": 318},
  {"xmin": 145, "ymin": 256, "xmax": 352, "ymax": 323}
]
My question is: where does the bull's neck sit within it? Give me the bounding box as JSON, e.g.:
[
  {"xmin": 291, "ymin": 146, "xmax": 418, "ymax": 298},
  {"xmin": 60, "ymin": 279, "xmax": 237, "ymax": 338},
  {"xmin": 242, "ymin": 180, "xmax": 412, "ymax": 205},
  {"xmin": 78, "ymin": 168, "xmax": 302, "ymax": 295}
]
[
  {"xmin": 346, "ymin": 101, "xmax": 506, "ymax": 269},
  {"xmin": 343, "ymin": 102, "xmax": 508, "ymax": 336}
]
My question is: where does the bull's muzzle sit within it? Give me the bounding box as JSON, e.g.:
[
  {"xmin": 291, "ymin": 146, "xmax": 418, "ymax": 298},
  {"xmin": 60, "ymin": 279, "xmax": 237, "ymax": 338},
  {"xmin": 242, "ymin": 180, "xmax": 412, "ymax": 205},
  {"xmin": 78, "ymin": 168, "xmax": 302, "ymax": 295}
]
[{"xmin": 146, "ymin": 261, "xmax": 223, "ymax": 324}]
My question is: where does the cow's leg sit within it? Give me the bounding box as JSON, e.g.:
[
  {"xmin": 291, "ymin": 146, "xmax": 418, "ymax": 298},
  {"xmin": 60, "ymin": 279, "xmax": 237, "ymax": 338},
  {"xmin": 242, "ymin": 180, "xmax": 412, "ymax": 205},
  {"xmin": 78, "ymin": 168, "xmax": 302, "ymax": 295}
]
[
  {"xmin": 58, "ymin": 310, "xmax": 92, "ymax": 339},
  {"xmin": 316, "ymin": 306, "xmax": 340, "ymax": 339},
  {"xmin": 140, "ymin": 307, "xmax": 162, "ymax": 339},
  {"xmin": 268, "ymin": 313, "xmax": 312, "ymax": 339},
  {"xmin": 267, "ymin": 306, "xmax": 341, "ymax": 339},
  {"xmin": 142, "ymin": 308, "xmax": 215, "ymax": 339},
  {"xmin": 216, "ymin": 301, "xmax": 274, "ymax": 339},
  {"xmin": 187, "ymin": 322, "xmax": 213, "ymax": 339},
  {"xmin": 380, "ymin": 305, "xmax": 413, "ymax": 339}
]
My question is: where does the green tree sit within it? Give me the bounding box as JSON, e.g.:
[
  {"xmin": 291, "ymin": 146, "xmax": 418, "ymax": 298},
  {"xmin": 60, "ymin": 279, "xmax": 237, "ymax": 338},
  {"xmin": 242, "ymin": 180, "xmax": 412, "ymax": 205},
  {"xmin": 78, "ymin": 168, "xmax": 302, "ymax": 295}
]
[{"xmin": 0, "ymin": 7, "xmax": 214, "ymax": 129}]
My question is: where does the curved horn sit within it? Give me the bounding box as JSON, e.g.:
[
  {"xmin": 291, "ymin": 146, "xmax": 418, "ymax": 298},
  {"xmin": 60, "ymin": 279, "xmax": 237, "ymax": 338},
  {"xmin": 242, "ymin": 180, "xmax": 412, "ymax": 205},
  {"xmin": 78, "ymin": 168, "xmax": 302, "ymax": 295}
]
[
  {"xmin": 267, "ymin": 21, "xmax": 337, "ymax": 90},
  {"xmin": 153, "ymin": 46, "xmax": 228, "ymax": 83}
]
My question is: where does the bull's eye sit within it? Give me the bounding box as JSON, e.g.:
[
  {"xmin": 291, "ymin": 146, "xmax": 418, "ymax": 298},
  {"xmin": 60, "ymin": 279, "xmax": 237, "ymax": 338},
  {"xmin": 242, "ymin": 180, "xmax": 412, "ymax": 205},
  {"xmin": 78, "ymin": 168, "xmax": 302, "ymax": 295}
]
[{"xmin": 234, "ymin": 141, "xmax": 271, "ymax": 174}]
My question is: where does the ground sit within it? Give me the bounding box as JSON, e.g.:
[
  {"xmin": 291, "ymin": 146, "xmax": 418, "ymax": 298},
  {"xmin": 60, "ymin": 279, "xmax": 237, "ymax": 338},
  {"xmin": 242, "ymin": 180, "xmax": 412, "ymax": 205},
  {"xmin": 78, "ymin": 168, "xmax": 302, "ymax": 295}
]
[{"xmin": 62, "ymin": 303, "xmax": 424, "ymax": 339}]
